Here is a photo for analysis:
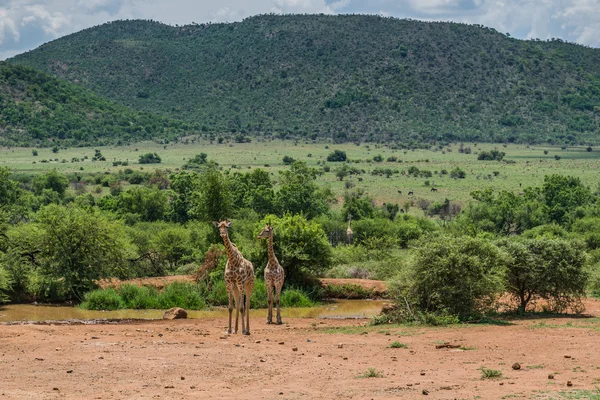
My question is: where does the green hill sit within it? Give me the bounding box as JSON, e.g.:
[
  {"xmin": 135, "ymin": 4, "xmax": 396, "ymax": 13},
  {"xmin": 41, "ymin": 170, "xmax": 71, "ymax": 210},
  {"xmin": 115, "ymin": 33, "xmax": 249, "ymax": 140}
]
[
  {"xmin": 9, "ymin": 14, "xmax": 600, "ymax": 145},
  {"xmin": 0, "ymin": 62, "xmax": 195, "ymax": 146}
]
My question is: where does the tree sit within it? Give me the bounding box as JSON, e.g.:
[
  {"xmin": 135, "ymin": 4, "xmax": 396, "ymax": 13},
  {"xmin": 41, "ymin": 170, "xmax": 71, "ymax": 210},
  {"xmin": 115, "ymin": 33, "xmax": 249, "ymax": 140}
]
[
  {"xmin": 327, "ymin": 150, "xmax": 347, "ymax": 162},
  {"xmin": 409, "ymin": 235, "xmax": 506, "ymax": 319},
  {"xmin": 32, "ymin": 169, "xmax": 69, "ymax": 198},
  {"xmin": 190, "ymin": 168, "xmax": 233, "ymax": 224},
  {"xmin": 139, "ymin": 152, "xmax": 162, "ymax": 164},
  {"xmin": 169, "ymin": 171, "xmax": 202, "ymax": 223},
  {"xmin": 32, "ymin": 204, "xmax": 134, "ymax": 300},
  {"xmin": 450, "ymin": 166, "xmax": 466, "ymax": 179},
  {"xmin": 497, "ymin": 237, "xmax": 588, "ymax": 313},
  {"xmin": 282, "ymin": 155, "xmax": 295, "ymax": 165},
  {"xmin": 0, "ymin": 265, "xmax": 11, "ymax": 303},
  {"xmin": 341, "ymin": 190, "xmax": 375, "ymax": 221},
  {"xmin": 541, "ymin": 175, "xmax": 593, "ymax": 225},
  {"xmin": 277, "ymin": 161, "xmax": 328, "ymax": 219},
  {"xmin": 255, "ymin": 214, "xmax": 332, "ymax": 286}
]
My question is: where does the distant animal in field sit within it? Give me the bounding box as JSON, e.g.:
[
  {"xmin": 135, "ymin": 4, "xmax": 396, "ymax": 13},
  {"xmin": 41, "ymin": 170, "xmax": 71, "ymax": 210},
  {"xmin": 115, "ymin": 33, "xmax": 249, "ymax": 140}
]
[
  {"xmin": 408, "ymin": 191, "xmax": 414, "ymax": 196},
  {"xmin": 431, "ymin": 187, "xmax": 438, "ymax": 192},
  {"xmin": 399, "ymin": 208, "xmax": 405, "ymax": 214},
  {"xmin": 397, "ymin": 190, "xmax": 402, "ymax": 194}
]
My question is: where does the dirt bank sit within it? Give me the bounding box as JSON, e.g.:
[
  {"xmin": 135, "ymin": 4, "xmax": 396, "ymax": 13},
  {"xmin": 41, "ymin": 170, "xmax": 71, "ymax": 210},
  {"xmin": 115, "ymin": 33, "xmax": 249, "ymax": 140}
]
[{"xmin": 2, "ymin": 299, "xmax": 600, "ymax": 399}]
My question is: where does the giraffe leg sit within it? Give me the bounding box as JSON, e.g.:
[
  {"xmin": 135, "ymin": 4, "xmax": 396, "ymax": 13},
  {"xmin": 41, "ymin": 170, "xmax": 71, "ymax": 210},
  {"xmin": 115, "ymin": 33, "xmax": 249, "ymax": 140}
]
[
  {"xmin": 275, "ymin": 283, "xmax": 283, "ymax": 325},
  {"xmin": 233, "ymin": 288, "xmax": 241, "ymax": 334},
  {"xmin": 227, "ymin": 288, "xmax": 234, "ymax": 334},
  {"xmin": 266, "ymin": 282, "xmax": 274, "ymax": 324},
  {"xmin": 243, "ymin": 284, "xmax": 252, "ymax": 335}
]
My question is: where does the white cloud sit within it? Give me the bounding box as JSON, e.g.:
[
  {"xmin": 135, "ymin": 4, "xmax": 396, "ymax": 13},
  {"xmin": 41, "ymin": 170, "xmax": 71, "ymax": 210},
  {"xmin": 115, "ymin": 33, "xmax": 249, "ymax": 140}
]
[{"xmin": 1, "ymin": 0, "xmax": 600, "ymax": 61}]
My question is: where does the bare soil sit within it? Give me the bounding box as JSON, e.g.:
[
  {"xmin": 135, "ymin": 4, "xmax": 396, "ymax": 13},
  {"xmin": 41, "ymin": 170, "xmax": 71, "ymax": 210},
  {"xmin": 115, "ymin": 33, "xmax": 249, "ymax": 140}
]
[{"xmin": 2, "ymin": 299, "xmax": 600, "ymax": 399}]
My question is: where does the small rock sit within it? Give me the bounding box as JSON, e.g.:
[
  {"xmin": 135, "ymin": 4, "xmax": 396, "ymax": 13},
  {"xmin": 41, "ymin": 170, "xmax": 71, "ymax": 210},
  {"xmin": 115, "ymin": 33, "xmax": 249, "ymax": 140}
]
[
  {"xmin": 512, "ymin": 362, "xmax": 521, "ymax": 370},
  {"xmin": 499, "ymin": 382, "xmax": 504, "ymax": 386},
  {"xmin": 420, "ymin": 372, "xmax": 426, "ymax": 376},
  {"xmin": 564, "ymin": 355, "xmax": 572, "ymax": 359},
  {"xmin": 567, "ymin": 381, "xmax": 573, "ymax": 387},
  {"xmin": 407, "ymin": 384, "xmax": 413, "ymax": 387},
  {"xmin": 422, "ymin": 389, "xmax": 429, "ymax": 395},
  {"xmin": 164, "ymin": 385, "xmax": 175, "ymax": 389},
  {"xmin": 342, "ymin": 357, "xmax": 348, "ymax": 360},
  {"xmin": 235, "ymin": 344, "xmax": 241, "ymax": 347},
  {"xmin": 55, "ymin": 348, "xmax": 62, "ymax": 351},
  {"xmin": 255, "ymin": 340, "xmax": 261, "ymax": 344},
  {"xmin": 66, "ymin": 370, "xmax": 73, "ymax": 374},
  {"xmin": 260, "ymin": 358, "xmax": 266, "ymax": 362},
  {"xmin": 385, "ymin": 332, "xmax": 391, "ymax": 336},
  {"xmin": 158, "ymin": 333, "xmax": 164, "ymax": 337},
  {"xmin": 292, "ymin": 347, "xmax": 298, "ymax": 351},
  {"xmin": 53, "ymin": 388, "xmax": 59, "ymax": 391},
  {"xmin": 337, "ymin": 343, "xmax": 344, "ymax": 349},
  {"xmin": 180, "ymin": 377, "xmax": 185, "ymax": 381},
  {"xmin": 35, "ymin": 358, "xmax": 44, "ymax": 361},
  {"xmin": 278, "ymin": 342, "xmax": 285, "ymax": 345},
  {"xmin": 190, "ymin": 386, "xmax": 196, "ymax": 389},
  {"xmin": 317, "ymin": 354, "xmax": 322, "ymax": 357},
  {"xmin": 307, "ymin": 339, "xmax": 312, "ymax": 343},
  {"xmin": 163, "ymin": 307, "xmax": 187, "ymax": 320},
  {"xmin": 548, "ymin": 374, "xmax": 554, "ymax": 380},
  {"xmin": 91, "ymin": 336, "xmax": 99, "ymax": 340},
  {"xmin": 279, "ymin": 392, "xmax": 283, "ymax": 395}
]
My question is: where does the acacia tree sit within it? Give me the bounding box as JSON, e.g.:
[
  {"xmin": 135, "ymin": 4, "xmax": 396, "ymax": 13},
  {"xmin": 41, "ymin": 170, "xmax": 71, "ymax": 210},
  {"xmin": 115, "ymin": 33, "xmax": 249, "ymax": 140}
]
[{"xmin": 497, "ymin": 237, "xmax": 588, "ymax": 313}]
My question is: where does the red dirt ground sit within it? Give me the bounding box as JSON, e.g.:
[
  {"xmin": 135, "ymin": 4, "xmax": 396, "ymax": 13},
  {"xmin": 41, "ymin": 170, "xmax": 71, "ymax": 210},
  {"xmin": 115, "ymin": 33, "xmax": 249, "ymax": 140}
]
[{"xmin": 2, "ymin": 298, "xmax": 600, "ymax": 399}]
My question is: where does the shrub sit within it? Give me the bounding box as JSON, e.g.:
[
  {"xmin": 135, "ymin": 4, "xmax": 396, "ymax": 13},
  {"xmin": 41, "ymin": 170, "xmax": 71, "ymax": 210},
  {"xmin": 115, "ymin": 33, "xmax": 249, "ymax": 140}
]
[
  {"xmin": 477, "ymin": 150, "xmax": 505, "ymax": 161},
  {"xmin": 81, "ymin": 288, "xmax": 123, "ymax": 310},
  {"xmin": 119, "ymin": 284, "xmax": 159, "ymax": 309},
  {"xmin": 326, "ymin": 150, "xmax": 346, "ymax": 162},
  {"xmin": 408, "ymin": 235, "xmax": 506, "ymax": 320},
  {"xmin": 280, "ymin": 288, "xmax": 314, "ymax": 307},
  {"xmin": 359, "ymin": 368, "xmax": 383, "ymax": 378},
  {"xmin": 139, "ymin": 153, "xmax": 162, "ymax": 164},
  {"xmin": 282, "ymin": 155, "xmax": 295, "ymax": 165},
  {"xmin": 158, "ymin": 282, "xmax": 206, "ymax": 309},
  {"xmin": 323, "ymin": 283, "xmax": 374, "ymax": 299},
  {"xmin": 389, "ymin": 341, "xmax": 408, "ymax": 349}
]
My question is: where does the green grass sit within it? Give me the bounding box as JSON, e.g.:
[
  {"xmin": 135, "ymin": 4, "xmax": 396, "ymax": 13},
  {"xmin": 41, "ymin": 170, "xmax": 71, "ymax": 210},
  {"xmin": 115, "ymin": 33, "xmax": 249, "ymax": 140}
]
[
  {"xmin": 80, "ymin": 281, "xmax": 315, "ymax": 311},
  {"xmin": 479, "ymin": 367, "xmax": 503, "ymax": 379},
  {"xmin": 4, "ymin": 141, "xmax": 600, "ymax": 208},
  {"xmin": 359, "ymin": 368, "xmax": 384, "ymax": 378},
  {"xmin": 388, "ymin": 341, "xmax": 408, "ymax": 349},
  {"xmin": 527, "ymin": 365, "xmax": 544, "ymax": 369},
  {"xmin": 554, "ymin": 389, "xmax": 600, "ymax": 399}
]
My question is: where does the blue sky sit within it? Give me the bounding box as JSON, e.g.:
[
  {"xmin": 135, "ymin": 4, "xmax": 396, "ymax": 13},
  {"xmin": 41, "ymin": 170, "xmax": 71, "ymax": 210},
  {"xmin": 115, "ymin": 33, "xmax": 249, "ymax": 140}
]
[{"xmin": 1, "ymin": 0, "xmax": 599, "ymax": 60}]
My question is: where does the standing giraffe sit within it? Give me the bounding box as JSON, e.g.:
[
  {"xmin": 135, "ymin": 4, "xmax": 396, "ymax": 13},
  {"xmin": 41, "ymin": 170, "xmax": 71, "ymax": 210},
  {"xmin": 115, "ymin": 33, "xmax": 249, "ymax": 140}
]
[
  {"xmin": 213, "ymin": 220, "xmax": 255, "ymax": 335},
  {"xmin": 346, "ymin": 215, "xmax": 353, "ymax": 245},
  {"xmin": 257, "ymin": 224, "xmax": 285, "ymax": 325}
]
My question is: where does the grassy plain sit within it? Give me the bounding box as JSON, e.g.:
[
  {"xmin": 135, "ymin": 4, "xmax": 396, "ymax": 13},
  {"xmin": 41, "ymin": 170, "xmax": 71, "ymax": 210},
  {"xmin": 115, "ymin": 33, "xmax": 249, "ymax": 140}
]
[{"xmin": 2, "ymin": 140, "xmax": 600, "ymax": 207}]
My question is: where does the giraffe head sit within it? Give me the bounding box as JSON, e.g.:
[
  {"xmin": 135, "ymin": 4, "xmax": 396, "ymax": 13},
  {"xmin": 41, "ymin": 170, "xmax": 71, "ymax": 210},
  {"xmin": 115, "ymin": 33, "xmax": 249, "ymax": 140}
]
[
  {"xmin": 212, "ymin": 219, "xmax": 232, "ymax": 238},
  {"xmin": 257, "ymin": 224, "xmax": 273, "ymax": 240}
]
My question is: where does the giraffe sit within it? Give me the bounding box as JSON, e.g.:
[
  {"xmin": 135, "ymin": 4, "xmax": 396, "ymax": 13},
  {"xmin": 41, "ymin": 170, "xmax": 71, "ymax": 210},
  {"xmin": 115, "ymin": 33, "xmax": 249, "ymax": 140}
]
[
  {"xmin": 213, "ymin": 220, "xmax": 255, "ymax": 335},
  {"xmin": 346, "ymin": 215, "xmax": 353, "ymax": 245},
  {"xmin": 257, "ymin": 224, "xmax": 285, "ymax": 325}
]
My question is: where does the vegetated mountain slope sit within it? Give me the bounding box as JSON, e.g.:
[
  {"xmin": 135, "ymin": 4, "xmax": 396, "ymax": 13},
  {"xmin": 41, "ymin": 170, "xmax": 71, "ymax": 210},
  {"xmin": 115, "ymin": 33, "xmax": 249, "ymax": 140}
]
[
  {"xmin": 10, "ymin": 14, "xmax": 600, "ymax": 145},
  {"xmin": 0, "ymin": 62, "xmax": 195, "ymax": 146}
]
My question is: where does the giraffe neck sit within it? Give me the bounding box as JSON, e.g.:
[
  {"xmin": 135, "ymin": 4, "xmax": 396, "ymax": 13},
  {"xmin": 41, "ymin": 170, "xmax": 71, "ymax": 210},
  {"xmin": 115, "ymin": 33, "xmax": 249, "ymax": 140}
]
[
  {"xmin": 222, "ymin": 234, "xmax": 238, "ymax": 262},
  {"xmin": 267, "ymin": 234, "xmax": 276, "ymax": 263}
]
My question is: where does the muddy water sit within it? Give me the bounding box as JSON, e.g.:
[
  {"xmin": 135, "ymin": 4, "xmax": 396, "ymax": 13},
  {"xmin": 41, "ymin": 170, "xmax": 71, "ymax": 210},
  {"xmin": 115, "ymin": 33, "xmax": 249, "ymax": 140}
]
[{"xmin": 0, "ymin": 300, "xmax": 385, "ymax": 323}]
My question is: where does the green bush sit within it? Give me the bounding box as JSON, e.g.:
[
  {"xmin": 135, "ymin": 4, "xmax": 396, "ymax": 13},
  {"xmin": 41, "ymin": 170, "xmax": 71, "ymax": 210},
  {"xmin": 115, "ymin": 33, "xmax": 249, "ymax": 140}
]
[
  {"xmin": 280, "ymin": 288, "xmax": 313, "ymax": 307},
  {"xmin": 408, "ymin": 235, "xmax": 507, "ymax": 320},
  {"xmin": 119, "ymin": 284, "xmax": 159, "ymax": 309},
  {"xmin": 81, "ymin": 288, "xmax": 123, "ymax": 311},
  {"xmin": 157, "ymin": 282, "xmax": 207, "ymax": 309}
]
